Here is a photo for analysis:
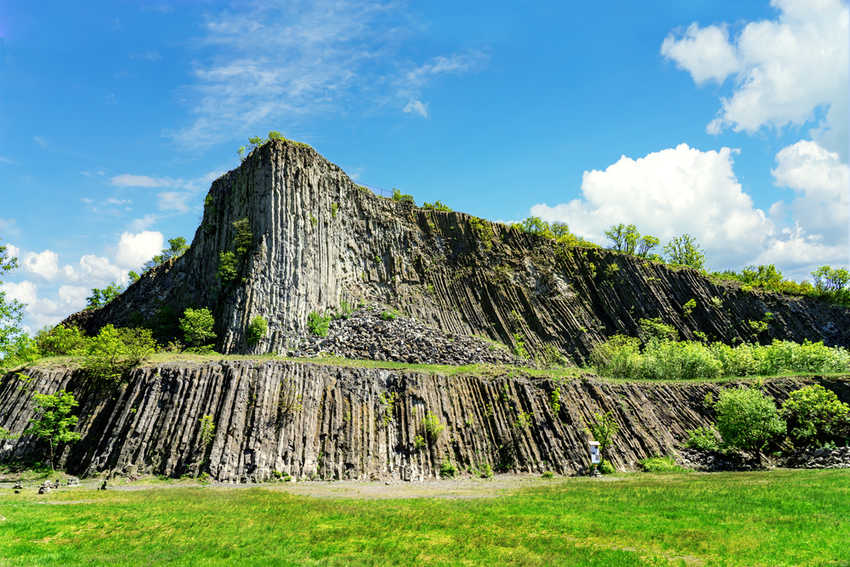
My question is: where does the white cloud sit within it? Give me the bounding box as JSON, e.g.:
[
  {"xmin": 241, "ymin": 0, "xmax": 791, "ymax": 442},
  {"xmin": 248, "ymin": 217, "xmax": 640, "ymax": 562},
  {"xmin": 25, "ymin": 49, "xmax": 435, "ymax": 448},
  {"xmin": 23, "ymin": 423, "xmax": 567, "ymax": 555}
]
[
  {"xmin": 114, "ymin": 231, "xmax": 164, "ymax": 269},
  {"xmin": 111, "ymin": 174, "xmax": 171, "ymax": 187},
  {"xmin": 662, "ymin": 0, "xmax": 849, "ymax": 159},
  {"xmin": 128, "ymin": 214, "xmax": 159, "ymax": 232},
  {"xmin": 106, "ymin": 197, "xmax": 132, "ymax": 206},
  {"xmin": 661, "ymin": 23, "xmax": 740, "ymax": 84},
  {"xmin": 5, "ymin": 244, "xmax": 19, "ymax": 259},
  {"xmin": 531, "ymin": 144, "xmax": 774, "ymax": 269},
  {"xmin": 157, "ymin": 192, "xmax": 192, "ymax": 213},
  {"xmin": 171, "ymin": 2, "xmax": 484, "ymax": 147},
  {"xmin": 22, "ymin": 250, "xmax": 60, "ymax": 280},
  {"xmin": 772, "ymin": 139, "xmax": 850, "ymax": 244},
  {"xmin": 403, "ymin": 99, "xmax": 428, "ymax": 118},
  {"xmin": 0, "ymin": 280, "xmax": 38, "ymax": 305},
  {"xmin": 74, "ymin": 254, "xmax": 127, "ymax": 282}
]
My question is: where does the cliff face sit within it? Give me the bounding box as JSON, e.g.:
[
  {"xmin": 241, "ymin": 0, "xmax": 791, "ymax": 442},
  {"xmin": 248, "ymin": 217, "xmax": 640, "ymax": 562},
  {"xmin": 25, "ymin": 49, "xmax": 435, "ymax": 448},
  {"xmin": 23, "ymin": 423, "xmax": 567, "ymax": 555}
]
[
  {"xmin": 64, "ymin": 140, "xmax": 850, "ymax": 363},
  {"xmin": 1, "ymin": 363, "xmax": 846, "ymax": 481}
]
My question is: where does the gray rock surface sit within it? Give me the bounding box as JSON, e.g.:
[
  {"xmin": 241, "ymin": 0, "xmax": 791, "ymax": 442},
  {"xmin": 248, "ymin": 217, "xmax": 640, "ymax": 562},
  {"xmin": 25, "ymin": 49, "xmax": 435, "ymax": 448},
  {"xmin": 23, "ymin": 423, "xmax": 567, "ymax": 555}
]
[
  {"xmin": 63, "ymin": 139, "xmax": 850, "ymax": 364},
  {"xmin": 291, "ymin": 306, "xmax": 526, "ymax": 366},
  {"xmin": 2, "ymin": 363, "xmax": 846, "ymax": 481}
]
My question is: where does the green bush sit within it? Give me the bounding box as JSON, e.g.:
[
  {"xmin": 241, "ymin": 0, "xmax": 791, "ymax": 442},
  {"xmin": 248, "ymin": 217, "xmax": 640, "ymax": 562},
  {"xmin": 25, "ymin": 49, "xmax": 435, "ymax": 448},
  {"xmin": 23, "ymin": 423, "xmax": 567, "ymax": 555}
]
[
  {"xmin": 714, "ymin": 387, "xmax": 785, "ymax": 458},
  {"xmin": 780, "ymin": 385, "xmax": 850, "ymax": 448},
  {"xmin": 638, "ymin": 456, "xmax": 687, "ymax": 473},
  {"xmin": 598, "ymin": 459, "xmax": 615, "ymax": 474},
  {"xmin": 246, "ymin": 316, "xmax": 268, "ymax": 346},
  {"xmin": 423, "ymin": 200, "xmax": 451, "ymax": 212},
  {"xmin": 380, "ymin": 309, "xmax": 398, "ymax": 321},
  {"xmin": 307, "ymin": 312, "xmax": 331, "ymax": 337},
  {"xmin": 179, "ymin": 308, "xmax": 216, "ymax": 348},
  {"xmin": 685, "ymin": 426, "xmax": 720, "ymax": 451},
  {"xmin": 80, "ymin": 325, "xmax": 157, "ymax": 384},
  {"xmin": 35, "ymin": 325, "xmax": 87, "ymax": 356},
  {"xmin": 217, "ymin": 251, "xmax": 238, "ymax": 283},
  {"xmin": 391, "ymin": 189, "xmax": 415, "ymax": 205},
  {"xmin": 585, "ymin": 411, "xmax": 619, "ymax": 462},
  {"xmin": 439, "ymin": 460, "xmax": 456, "ymax": 478},
  {"xmin": 478, "ymin": 462, "xmax": 494, "ymax": 478},
  {"xmin": 423, "ymin": 411, "xmax": 445, "ymax": 444}
]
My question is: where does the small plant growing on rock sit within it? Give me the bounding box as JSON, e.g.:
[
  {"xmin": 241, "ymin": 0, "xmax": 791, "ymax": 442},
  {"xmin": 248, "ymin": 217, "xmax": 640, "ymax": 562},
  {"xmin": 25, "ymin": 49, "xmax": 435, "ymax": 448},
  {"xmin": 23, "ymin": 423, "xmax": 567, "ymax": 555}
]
[
  {"xmin": 439, "ymin": 459, "xmax": 456, "ymax": 478},
  {"xmin": 199, "ymin": 414, "xmax": 216, "ymax": 449},
  {"xmin": 512, "ymin": 332, "xmax": 528, "ymax": 359},
  {"xmin": 217, "ymin": 251, "xmax": 238, "ymax": 283},
  {"xmin": 413, "ymin": 435, "xmax": 426, "ymax": 450},
  {"xmin": 685, "ymin": 426, "xmax": 720, "ymax": 451},
  {"xmin": 682, "ymin": 298, "xmax": 697, "ymax": 317},
  {"xmin": 307, "ymin": 311, "xmax": 331, "ymax": 337},
  {"xmin": 246, "ymin": 316, "xmax": 268, "ymax": 346},
  {"xmin": 380, "ymin": 309, "xmax": 399, "ymax": 321},
  {"xmin": 514, "ymin": 410, "xmax": 532, "ymax": 430},
  {"xmin": 423, "ymin": 412, "xmax": 445, "ymax": 444},
  {"xmin": 477, "ymin": 462, "xmax": 494, "ymax": 478},
  {"xmin": 378, "ymin": 392, "xmax": 396, "ymax": 426}
]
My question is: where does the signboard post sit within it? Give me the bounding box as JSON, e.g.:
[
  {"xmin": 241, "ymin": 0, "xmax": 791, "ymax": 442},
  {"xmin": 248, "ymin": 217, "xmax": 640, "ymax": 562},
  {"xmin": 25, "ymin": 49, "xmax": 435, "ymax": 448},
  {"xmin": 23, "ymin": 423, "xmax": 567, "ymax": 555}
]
[{"xmin": 589, "ymin": 440, "xmax": 601, "ymax": 475}]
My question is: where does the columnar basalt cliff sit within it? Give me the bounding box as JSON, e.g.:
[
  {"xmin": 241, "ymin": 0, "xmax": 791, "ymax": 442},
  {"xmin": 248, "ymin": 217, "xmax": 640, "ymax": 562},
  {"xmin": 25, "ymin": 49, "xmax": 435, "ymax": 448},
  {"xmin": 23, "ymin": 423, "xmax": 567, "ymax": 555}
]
[
  {"xmin": 64, "ymin": 139, "xmax": 850, "ymax": 364},
  {"xmin": 2, "ymin": 363, "xmax": 846, "ymax": 481}
]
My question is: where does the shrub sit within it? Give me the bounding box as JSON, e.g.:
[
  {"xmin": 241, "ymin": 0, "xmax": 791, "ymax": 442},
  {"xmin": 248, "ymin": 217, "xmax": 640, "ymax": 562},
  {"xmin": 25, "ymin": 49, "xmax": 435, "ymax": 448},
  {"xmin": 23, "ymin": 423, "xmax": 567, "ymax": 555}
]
[
  {"xmin": 391, "ymin": 188, "xmax": 415, "ymax": 205},
  {"xmin": 217, "ymin": 251, "xmax": 238, "ymax": 283},
  {"xmin": 380, "ymin": 309, "xmax": 398, "ymax": 321},
  {"xmin": 199, "ymin": 414, "xmax": 216, "ymax": 449},
  {"xmin": 638, "ymin": 318, "xmax": 678, "ymax": 342},
  {"xmin": 585, "ymin": 411, "xmax": 619, "ymax": 461},
  {"xmin": 590, "ymin": 335, "xmax": 642, "ymax": 379},
  {"xmin": 638, "ymin": 456, "xmax": 687, "ymax": 473},
  {"xmin": 439, "ymin": 460, "xmax": 456, "ymax": 478},
  {"xmin": 541, "ymin": 470, "xmax": 554, "ymax": 479},
  {"xmin": 423, "ymin": 411, "xmax": 445, "ymax": 444},
  {"xmin": 423, "ymin": 200, "xmax": 451, "ymax": 212},
  {"xmin": 35, "ymin": 325, "xmax": 86, "ymax": 356},
  {"xmin": 640, "ymin": 339, "xmax": 722, "ymax": 380},
  {"xmin": 413, "ymin": 435, "xmax": 426, "ymax": 450},
  {"xmin": 246, "ymin": 316, "xmax": 268, "ymax": 346},
  {"xmin": 307, "ymin": 312, "xmax": 331, "ymax": 337},
  {"xmin": 780, "ymin": 384, "xmax": 850, "ymax": 448},
  {"xmin": 685, "ymin": 426, "xmax": 720, "ymax": 451},
  {"xmin": 80, "ymin": 325, "xmax": 156, "ymax": 384},
  {"xmin": 598, "ymin": 459, "xmax": 615, "ymax": 474},
  {"xmin": 714, "ymin": 387, "xmax": 786, "ymax": 458},
  {"xmin": 512, "ymin": 332, "xmax": 529, "ymax": 359},
  {"xmin": 179, "ymin": 308, "xmax": 216, "ymax": 348},
  {"xmin": 478, "ymin": 462, "xmax": 494, "ymax": 478}
]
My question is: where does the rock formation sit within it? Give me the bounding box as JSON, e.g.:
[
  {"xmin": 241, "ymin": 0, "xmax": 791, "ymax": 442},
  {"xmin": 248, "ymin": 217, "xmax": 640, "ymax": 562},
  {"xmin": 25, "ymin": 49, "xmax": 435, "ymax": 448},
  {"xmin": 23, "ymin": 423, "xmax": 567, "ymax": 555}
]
[
  {"xmin": 63, "ymin": 139, "xmax": 850, "ymax": 364},
  {"xmin": 1, "ymin": 362, "xmax": 847, "ymax": 481}
]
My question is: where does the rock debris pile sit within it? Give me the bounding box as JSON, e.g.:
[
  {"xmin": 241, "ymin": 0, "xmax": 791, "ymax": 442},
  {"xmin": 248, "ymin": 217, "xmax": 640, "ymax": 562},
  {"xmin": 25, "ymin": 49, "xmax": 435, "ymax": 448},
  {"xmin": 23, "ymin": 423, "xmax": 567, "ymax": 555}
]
[{"xmin": 291, "ymin": 306, "xmax": 529, "ymax": 367}]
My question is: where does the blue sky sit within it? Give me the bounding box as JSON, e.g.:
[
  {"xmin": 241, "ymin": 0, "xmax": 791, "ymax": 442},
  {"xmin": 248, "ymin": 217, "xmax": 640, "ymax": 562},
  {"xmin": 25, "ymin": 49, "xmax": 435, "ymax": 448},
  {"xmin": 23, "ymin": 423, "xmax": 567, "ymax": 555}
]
[{"xmin": 1, "ymin": 0, "xmax": 848, "ymax": 330}]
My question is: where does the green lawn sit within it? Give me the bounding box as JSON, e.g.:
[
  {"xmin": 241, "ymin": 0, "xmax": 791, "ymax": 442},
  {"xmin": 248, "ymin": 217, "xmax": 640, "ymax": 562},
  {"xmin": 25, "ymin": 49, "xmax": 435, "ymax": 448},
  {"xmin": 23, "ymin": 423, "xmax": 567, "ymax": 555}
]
[{"xmin": 1, "ymin": 470, "xmax": 848, "ymax": 566}]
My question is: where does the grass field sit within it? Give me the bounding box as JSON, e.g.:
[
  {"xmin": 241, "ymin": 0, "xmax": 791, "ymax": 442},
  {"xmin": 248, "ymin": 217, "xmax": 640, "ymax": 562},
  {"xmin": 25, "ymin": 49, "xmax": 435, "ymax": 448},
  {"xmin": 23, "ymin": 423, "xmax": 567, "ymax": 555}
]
[{"xmin": 1, "ymin": 469, "xmax": 848, "ymax": 566}]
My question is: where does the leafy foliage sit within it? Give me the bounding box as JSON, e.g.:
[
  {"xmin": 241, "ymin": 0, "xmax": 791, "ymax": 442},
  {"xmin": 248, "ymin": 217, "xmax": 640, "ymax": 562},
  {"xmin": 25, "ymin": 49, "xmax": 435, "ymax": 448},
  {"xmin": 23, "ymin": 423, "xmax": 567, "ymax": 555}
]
[
  {"xmin": 423, "ymin": 411, "xmax": 445, "ymax": 444},
  {"xmin": 391, "ymin": 188, "xmax": 415, "ymax": 205},
  {"xmin": 35, "ymin": 324, "xmax": 87, "ymax": 356},
  {"xmin": 685, "ymin": 426, "xmax": 720, "ymax": 451},
  {"xmin": 199, "ymin": 414, "xmax": 216, "ymax": 449},
  {"xmin": 79, "ymin": 324, "xmax": 157, "ymax": 384},
  {"xmin": 307, "ymin": 311, "xmax": 331, "ymax": 337},
  {"xmin": 246, "ymin": 316, "xmax": 268, "ymax": 346},
  {"xmin": 24, "ymin": 390, "xmax": 81, "ymax": 469},
  {"xmin": 714, "ymin": 387, "xmax": 785, "ymax": 456},
  {"xmin": 179, "ymin": 308, "xmax": 216, "ymax": 348},
  {"xmin": 86, "ymin": 282, "xmax": 124, "ymax": 309},
  {"xmin": 664, "ymin": 233, "xmax": 705, "ymax": 269},
  {"xmin": 422, "ymin": 200, "xmax": 452, "ymax": 211},
  {"xmin": 638, "ymin": 456, "xmax": 687, "ymax": 473},
  {"xmin": 217, "ymin": 251, "xmax": 238, "ymax": 283},
  {"xmin": 143, "ymin": 237, "xmax": 188, "ymax": 272},
  {"xmin": 512, "ymin": 216, "xmax": 599, "ymax": 248},
  {"xmin": 780, "ymin": 384, "xmax": 850, "ymax": 448},
  {"xmin": 585, "ymin": 411, "xmax": 619, "ymax": 461},
  {"xmin": 439, "ymin": 460, "xmax": 456, "ymax": 478}
]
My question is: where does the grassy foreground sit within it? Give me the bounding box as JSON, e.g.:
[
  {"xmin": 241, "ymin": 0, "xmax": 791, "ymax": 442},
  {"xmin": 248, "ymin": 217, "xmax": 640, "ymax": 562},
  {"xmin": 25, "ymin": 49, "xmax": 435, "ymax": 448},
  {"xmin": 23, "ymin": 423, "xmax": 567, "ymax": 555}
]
[{"xmin": 1, "ymin": 470, "xmax": 848, "ymax": 566}]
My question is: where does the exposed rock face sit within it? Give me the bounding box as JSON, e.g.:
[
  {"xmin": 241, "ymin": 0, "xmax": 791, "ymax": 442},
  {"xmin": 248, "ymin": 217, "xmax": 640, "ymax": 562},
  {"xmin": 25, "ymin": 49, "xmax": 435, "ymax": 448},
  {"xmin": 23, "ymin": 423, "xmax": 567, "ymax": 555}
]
[
  {"xmin": 63, "ymin": 140, "xmax": 850, "ymax": 363},
  {"xmin": 2, "ymin": 363, "xmax": 846, "ymax": 481}
]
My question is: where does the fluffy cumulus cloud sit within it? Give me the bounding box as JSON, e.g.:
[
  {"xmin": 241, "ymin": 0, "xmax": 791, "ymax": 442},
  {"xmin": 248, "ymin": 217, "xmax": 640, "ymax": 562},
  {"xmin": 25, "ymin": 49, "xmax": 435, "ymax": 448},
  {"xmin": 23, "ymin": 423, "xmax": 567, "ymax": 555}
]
[
  {"xmin": 114, "ymin": 231, "xmax": 164, "ymax": 268},
  {"xmin": 531, "ymin": 144, "xmax": 774, "ymax": 269},
  {"xmin": 661, "ymin": 0, "xmax": 849, "ymax": 158},
  {"xmin": 660, "ymin": 23, "xmax": 740, "ymax": 84},
  {"xmin": 4, "ymin": 230, "xmax": 165, "ymax": 330},
  {"xmin": 772, "ymin": 140, "xmax": 850, "ymax": 244}
]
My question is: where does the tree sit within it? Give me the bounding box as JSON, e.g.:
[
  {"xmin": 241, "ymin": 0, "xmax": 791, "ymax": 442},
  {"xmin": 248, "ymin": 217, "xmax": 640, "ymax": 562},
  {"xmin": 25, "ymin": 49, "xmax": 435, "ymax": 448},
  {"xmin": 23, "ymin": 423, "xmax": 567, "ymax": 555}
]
[
  {"xmin": 35, "ymin": 324, "xmax": 87, "ymax": 356},
  {"xmin": 740, "ymin": 264, "xmax": 784, "ymax": 289},
  {"xmin": 86, "ymin": 282, "xmax": 124, "ymax": 309},
  {"xmin": 143, "ymin": 237, "xmax": 189, "ymax": 271},
  {"xmin": 780, "ymin": 385, "xmax": 850, "ymax": 448},
  {"xmin": 179, "ymin": 308, "xmax": 216, "ymax": 348},
  {"xmin": 585, "ymin": 411, "xmax": 620, "ymax": 464},
  {"xmin": 636, "ymin": 235, "xmax": 660, "ymax": 258},
  {"xmin": 811, "ymin": 266, "xmax": 850, "ymax": 294},
  {"xmin": 0, "ymin": 239, "xmax": 25, "ymax": 361},
  {"xmin": 24, "ymin": 390, "xmax": 82, "ymax": 469},
  {"xmin": 664, "ymin": 233, "xmax": 705, "ymax": 270},
  {"xmin": 605, "ymin": 223, "xmax": 637, "ymax": 253},
  {"xmin": 714, "ymin": 387, "xmax": 785, "ymax": 460}
]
